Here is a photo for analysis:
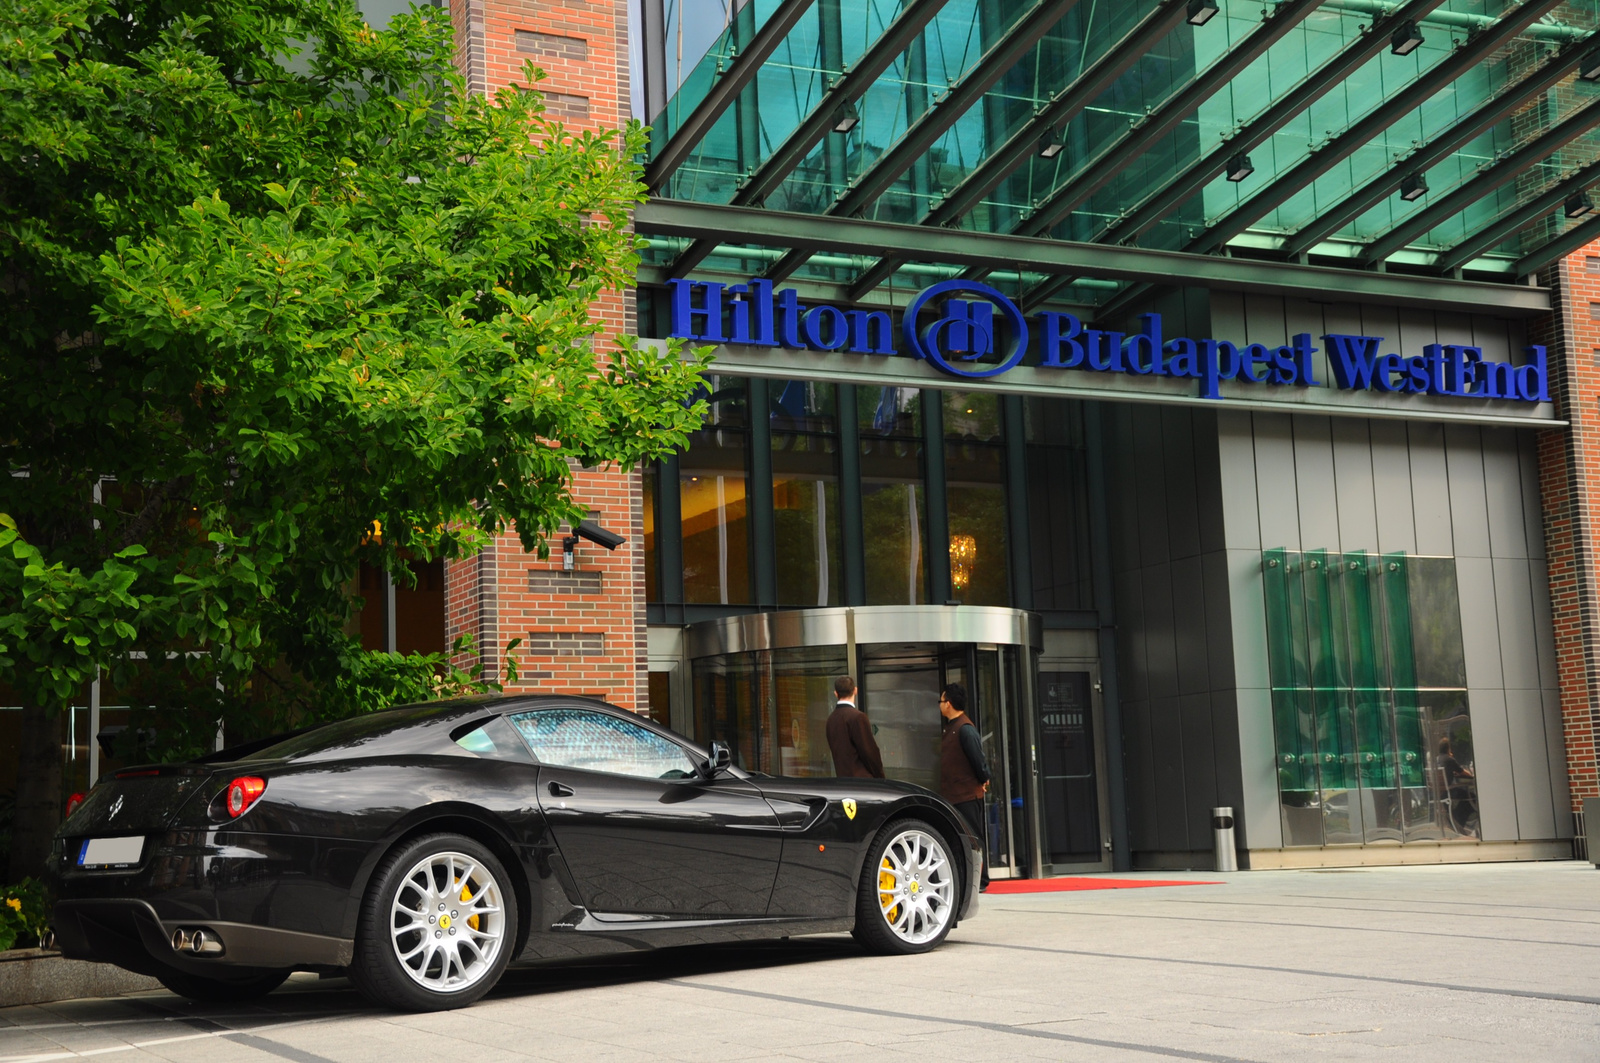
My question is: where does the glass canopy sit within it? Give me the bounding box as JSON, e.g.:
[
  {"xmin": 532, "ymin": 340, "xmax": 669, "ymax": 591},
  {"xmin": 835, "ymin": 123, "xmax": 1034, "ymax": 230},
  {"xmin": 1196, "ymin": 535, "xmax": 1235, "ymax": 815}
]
[{"xmin": 643, "ymin": 0, "xmax": 1600, "ymax": 309}]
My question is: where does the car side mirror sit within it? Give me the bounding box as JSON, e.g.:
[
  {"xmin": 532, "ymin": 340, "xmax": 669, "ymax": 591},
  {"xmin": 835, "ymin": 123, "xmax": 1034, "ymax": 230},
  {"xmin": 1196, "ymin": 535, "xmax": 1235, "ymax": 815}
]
[{"xmin": 700, "ymin": 741, "xmax": 732, "ymax": 779}]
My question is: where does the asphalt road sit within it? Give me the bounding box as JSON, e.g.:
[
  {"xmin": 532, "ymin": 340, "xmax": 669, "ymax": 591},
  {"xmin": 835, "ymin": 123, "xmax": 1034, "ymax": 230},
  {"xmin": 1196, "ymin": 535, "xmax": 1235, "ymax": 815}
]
[{"xmin": 3, "ymin": 860, "xmax": 1598, "ymax": 1062}]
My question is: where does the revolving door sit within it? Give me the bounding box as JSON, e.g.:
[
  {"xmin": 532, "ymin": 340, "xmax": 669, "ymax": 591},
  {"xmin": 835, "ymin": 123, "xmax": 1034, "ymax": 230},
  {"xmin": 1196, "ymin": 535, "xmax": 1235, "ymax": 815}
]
[{"xmin": 685, "ymin": 606, "xmax": 1110, "ymax": 878}]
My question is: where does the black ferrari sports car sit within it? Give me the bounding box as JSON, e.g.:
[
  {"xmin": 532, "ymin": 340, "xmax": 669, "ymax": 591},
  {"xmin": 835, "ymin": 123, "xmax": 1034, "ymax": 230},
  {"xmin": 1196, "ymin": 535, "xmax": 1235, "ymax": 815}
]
[{"xmin": 50, "ymin": 695, "xmax": 981, "ymax": 1010}]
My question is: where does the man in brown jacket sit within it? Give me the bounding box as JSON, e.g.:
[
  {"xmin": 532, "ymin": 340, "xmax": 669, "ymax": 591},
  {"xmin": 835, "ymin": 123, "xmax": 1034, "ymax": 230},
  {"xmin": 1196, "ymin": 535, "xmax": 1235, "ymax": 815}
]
[
  {"xmin": 825, "ymin": 676, "xmax": 884, "ymax": 779},
  {"xmin": 939, "ymin": 683, "xmax": 990, "ymax": 889}
]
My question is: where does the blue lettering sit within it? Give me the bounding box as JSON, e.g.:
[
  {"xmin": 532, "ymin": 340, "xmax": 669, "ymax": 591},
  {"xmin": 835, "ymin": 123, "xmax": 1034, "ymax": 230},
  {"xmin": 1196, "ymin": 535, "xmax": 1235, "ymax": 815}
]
[
  {"xmin": 668, "ymin": 279, "xmax": 727, "ymax": 342},
  {"xmin": 1372, "ymin": 354, "xmax": 1405, "ymax": 393},
  {"xmin": 1406, "ymin": 356, "xmax": 1430, "ymax": 392},
  {"xmin": 1518, "ymin": 345, "xmax": 1550, "ymax": 402},
  {"xmin": 1086, "ymin": 330, "xmax": 1124, "ymax": 372},
  {"xmin": 847, "ymin": 310, "xmax": 895, "ymax": 354},
  {"xmin": 777, "ymin": 287, "xmax": 804, "ymax": 348},
  {"xmin": 1270, "ymin": 345, "xmax": 1297, "ymax": 385},
  {"xmin": 1294, "ymin": 333, "xmax": 1320, "ymax": 387},
  {"xmin": 1122, "ymin": 314, "xmax": 1164, "ymax": 376},
  {"xmin": 1165, "ymin": 337, "xmax": 1200, "ymax": 378},
  {"xmin": 1199, "ymin": 340, "xmax": 1239, "ymax": 400},
  {"xmin": 804, "ymin": 304, "xmax": 849, "ymax": 350},
  {"xmin": 1324, "ymin": 334, "xmax": 1383, "ymax": 390},
  {"xmin": 1041, "ymin": 312, "xmax": 1086, "ymax": 368},
  {"xmin": 1240, "ymin": 343, "xmax": 1271, "ymax": 384},
  {"xmin": 1480, "ymin": 359, "xmax": 1515, "ymax": 399}
]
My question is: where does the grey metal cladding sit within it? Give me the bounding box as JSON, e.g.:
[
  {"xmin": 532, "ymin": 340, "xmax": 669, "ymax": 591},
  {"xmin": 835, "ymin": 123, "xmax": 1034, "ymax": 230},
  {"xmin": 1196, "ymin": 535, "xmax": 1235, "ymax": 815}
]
[
  {"xmin": 1216, "ymin": 411, "xmax": 1262, "ymax": 551},
  {"xmin": 1291, "ymin": 415, "xmax": 1339, "ymax": 551},
  {"xmin": 1406, "ymin": 422, "xmax": 1454, "ymax": 555},
  {"xmin": 1541, "ymin": 688, "xmax": 1575, "ymax": 835},
  {"xmin": 1467, "ymin": 687, "xmax": 1519, "ymax": 842},
  {"xmin": 1481, "ymin": 427, "xmax": 1530, "ymax": 559},
  {"xmin": 1233, "ymin": 685, "xmax": 1283, "ymax": 849},
  {"xmin": 1456, "ymin": 555, "xmax": 1505, "ymax": 690},
  {"xmin": 1116, "ymin": 566, "xmax": 1149, "ymax": 702},
  {"xmin": 1368, "ymin": 418, "xmax": 1418, "ymax": 554},
  {"xmin": 1134, "ymin": 407, "xmax": 1172, "ymax": 565},
  {"xmin": 1503, "ymin": 686, "xmax": 1557, "ymax": 841},
  {"xmin": 1170, "ymin": 556, "xmax": 1210, "ymax": 695},
  {"xmin": 1529, "ymin": 558, "xmax": 1560, "ymax": 691},
  {"xmin": 1141, "ymin": 563, "xmax": 1180, "ymax": 701},
  {"xmin": 1252, "ymin": 414, "xmax": 1301, "ymax": 549},
  {"xmin": 1492, "ymin": 557, "xmax": 1541, "ymax": 691},
  {"xmin": 1517, "ymin": 430, "xmax": 1545, "ymax": 561},
  {"xmin": 1179, "ymin": 692, "xmax": 1220, "ymax": 851},
  {"xmin": 1148, "ymin": 695, "xmax": 1190, "ymax": 853},
  {"xmin": 1161, "ymin": 408, "xmax": 1203, "ymax": 562},
  {"xmin": 1192, "ymin": 409, "xmax": 1227, "ymax": 556},
  {"xmin": 1330, "ymin": 416, "xmax": 1378, "ymax": 552},
  {"xmin": 1444, "ymin": 424, "xmax": 1493, "ymax": 558},
  {"xmin": 1123, "ymin": 696, "xmax": 1159, "ymax": 849}
]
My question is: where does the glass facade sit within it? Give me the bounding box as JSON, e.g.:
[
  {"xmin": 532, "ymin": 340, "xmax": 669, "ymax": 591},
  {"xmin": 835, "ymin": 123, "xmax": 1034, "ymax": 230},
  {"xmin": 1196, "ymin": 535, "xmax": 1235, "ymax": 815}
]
[
  {"xmin": 943, "ymin": 390, "xmax": 1008, "ymax": 606},
  {"xmin": 860, "ymin": 386, "xmax": 928, "ymax": 606},
  {"xmin": 1263, "ymin": 549, "xmax": 1478, "ymax": 847},
  {"xmin": 680, "ymin": 376, "xmax": 750, "ymax": 605},
  {"xmin": 771, "ymin": 380, "xmax": 842, "ymax": 606}
]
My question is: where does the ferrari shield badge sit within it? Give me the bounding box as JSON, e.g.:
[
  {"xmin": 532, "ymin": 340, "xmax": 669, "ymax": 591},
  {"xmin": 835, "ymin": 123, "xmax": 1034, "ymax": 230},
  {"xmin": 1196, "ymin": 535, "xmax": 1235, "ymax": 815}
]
[{"xmin": 842, "ymin": 799, "xmax": 857, "ymax": 820}]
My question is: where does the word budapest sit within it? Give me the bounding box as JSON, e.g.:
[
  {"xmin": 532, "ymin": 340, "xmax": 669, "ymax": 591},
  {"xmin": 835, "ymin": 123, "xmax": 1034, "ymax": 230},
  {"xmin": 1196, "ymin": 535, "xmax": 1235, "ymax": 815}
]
[{"xmin": 667, "ymin": 278, "xmax": 1549, "ymax": 404}]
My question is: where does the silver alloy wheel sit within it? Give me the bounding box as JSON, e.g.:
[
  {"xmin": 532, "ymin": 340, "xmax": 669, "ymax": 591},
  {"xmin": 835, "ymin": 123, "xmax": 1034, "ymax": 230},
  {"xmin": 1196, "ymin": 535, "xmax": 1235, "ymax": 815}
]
[
  {"xmin": 389, "ymin": 850, "xmax": 505, "ymax": 993},
  {"xmin": 876, "ymin": 828, "xmax": 955, "ymax": 945}
]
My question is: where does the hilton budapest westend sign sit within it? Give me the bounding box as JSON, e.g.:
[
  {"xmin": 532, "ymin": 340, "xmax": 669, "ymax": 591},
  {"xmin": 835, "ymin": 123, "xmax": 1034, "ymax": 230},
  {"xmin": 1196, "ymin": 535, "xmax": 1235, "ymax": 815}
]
[{"xmin": 666, "ymin": 278, "xmax": 1552, "ymax": 409}]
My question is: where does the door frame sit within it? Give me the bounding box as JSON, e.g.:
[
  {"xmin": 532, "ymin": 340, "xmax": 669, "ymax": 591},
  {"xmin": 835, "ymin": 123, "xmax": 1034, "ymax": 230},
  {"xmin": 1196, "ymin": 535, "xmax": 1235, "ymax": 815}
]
[{"xmin": 1034, "ymin": 652, "xmax": 1114, "ymax": 874}]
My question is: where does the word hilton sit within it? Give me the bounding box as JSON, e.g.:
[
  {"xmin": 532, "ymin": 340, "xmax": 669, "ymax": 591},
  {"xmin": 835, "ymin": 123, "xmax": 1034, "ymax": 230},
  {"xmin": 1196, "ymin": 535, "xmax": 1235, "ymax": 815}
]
[{"xmin": 667, "ymin": 278, "xmax": 1549, "ymax": 404}]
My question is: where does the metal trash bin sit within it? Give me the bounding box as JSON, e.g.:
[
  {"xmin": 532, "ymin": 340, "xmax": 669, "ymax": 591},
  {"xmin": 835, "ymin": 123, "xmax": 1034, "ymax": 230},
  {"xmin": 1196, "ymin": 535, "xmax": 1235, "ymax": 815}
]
[{"xmin": 1212, "ymin": 807, "xmax": 1238, "ymax": 872}]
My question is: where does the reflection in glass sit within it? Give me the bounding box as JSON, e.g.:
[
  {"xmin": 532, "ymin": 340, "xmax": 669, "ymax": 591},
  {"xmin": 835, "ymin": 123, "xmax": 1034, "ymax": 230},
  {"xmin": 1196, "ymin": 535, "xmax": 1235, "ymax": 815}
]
[
  {"xmin": 944, "ymin": 391, "xmax": 1008, "ymax": 606},
  {"xmin": 693, "ymin": 647, "xmax": 848, "ymax": 777},
  {"xmin": 770, "ymin": 380, "xmax": 841, "ymax": 606},
  {"xmin": 858, "ymin": 386, "xmax": 926, "ymax": 604},
  {"xmin": 1262, "ymin": 549, "xmax": 1477, "ymax": 848},
  {"xmin": 860, "ymin": 645, "xmax": 942, "ymax": 791},
  {"xmin": 681, "ymin": 376, "xmax": 750, "ymax": 605}
]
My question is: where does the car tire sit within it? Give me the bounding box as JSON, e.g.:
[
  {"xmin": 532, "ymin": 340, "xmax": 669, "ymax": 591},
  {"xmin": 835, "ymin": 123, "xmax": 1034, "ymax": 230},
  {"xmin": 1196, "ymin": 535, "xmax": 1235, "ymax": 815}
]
[
  {"xmin": 156, "ymin": 967, "xmax": 288, "ymax": 1003},
  {"xmin": 853, "ymin": 819, "xmax": 959, "ymax": 956},
  {"xmin": 350, "ymin": 833, "xmax": 518, "ymax": 1012}
]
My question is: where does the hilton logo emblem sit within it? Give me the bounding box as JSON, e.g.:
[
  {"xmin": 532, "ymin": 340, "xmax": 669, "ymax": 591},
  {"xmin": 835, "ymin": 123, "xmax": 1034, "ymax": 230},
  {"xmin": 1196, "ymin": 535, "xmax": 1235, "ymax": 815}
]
[{"xmin": 903, "ymin": 280, "xmax": 1030, "ymax": 380}]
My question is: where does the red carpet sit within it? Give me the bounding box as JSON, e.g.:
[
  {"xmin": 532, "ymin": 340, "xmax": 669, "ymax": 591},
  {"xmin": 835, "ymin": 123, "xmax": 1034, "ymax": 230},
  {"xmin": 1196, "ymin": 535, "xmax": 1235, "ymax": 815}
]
[{"xmin": 984, "ymin": 877, "xmax": 1220, "ymax": 894}]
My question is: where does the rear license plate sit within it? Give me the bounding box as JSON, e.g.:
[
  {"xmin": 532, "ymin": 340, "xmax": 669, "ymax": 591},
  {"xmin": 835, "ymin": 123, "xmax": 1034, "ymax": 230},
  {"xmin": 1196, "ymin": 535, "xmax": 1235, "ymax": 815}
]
[{"xmin": 78, "ymin": 836, "xmax": 145, "ymax": 868}]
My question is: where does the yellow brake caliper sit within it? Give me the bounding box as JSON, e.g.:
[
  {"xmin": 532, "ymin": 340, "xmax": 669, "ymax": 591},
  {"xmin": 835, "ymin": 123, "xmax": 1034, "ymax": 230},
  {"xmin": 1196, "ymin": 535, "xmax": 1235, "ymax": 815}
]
[
  {"xmin": 462, "ymin": 881, "xmax": 479, "ymax": 931},
  {"xmin": 879, "ymin": 857, "xmax": 899, "ymax": 924}
]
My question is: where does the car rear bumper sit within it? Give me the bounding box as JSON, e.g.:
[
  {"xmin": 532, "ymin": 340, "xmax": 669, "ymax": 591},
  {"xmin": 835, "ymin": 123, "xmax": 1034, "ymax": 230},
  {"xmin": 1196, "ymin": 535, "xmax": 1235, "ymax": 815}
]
[{"xmin": 54, "ymin": 898, "xmax": 354, "ymax": 977}]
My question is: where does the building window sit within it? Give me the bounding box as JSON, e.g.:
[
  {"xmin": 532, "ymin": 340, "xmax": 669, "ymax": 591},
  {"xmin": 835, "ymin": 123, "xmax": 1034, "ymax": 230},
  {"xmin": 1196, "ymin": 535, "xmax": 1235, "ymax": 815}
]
[
  {"xmin": 770, "ymin": 380, "xmax": 841, "ymax": 606},
  {"xmin": 943, "ymin": 390, "xmax": 1009, "ymax": 606},
  {"xmin": 1263, "ymin": 550, "xmax": 1477, "ymax": 847},
  {"xmin": 642, "ymin": 462, "xmax": 658, "ymax": 603},
  {"xmin": 858, "ymin": 386, "xmax": 927, "ymax": 605},
  {"xmin": 681, "ymin": 375, "xmax": 751, "ymax": 605},
  {"xmin": 1024, "ymin": 397, "xmax": 1093, "ymax": 610}
]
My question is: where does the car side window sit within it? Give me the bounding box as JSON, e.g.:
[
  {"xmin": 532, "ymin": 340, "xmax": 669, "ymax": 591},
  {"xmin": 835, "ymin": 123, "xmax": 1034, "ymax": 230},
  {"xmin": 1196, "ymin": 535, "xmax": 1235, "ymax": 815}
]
[{"xmin": 508, "ymin": 709, "xmax": 696, "ymax": 780}]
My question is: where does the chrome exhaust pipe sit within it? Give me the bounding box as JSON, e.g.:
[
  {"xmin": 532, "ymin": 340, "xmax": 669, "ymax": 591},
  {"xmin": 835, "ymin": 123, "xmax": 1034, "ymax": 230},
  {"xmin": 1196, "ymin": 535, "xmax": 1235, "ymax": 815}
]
[{"xmin": 170, "ymin": 927, "xmax": 223, "ymax": 955}]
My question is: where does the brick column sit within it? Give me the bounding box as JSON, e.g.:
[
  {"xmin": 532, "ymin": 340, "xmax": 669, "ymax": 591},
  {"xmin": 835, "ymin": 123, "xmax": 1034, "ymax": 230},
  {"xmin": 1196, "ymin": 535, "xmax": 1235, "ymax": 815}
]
[
  {"xmin": 1535, "ymin": 248, "xmax": 1600, "ymax": 845},
  {"xmin": 445, "ymin": 0, "xmax": 646, "ymax": 711}
]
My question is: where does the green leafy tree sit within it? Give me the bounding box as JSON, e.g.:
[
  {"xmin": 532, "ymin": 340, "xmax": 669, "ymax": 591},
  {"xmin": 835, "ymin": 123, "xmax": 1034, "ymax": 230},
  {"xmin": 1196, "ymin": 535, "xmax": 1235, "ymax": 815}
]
[{"xmin": 0, "ymin": 0, "xmax": 706, "ymax": 880}]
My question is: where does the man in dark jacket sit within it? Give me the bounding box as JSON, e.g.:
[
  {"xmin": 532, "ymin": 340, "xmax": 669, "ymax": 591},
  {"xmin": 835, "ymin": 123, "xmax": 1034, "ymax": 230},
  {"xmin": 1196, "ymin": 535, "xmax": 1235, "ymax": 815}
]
[
  {"xmin": 939, "ymin": 683, "xmax": 990, "ymax": 889},
  {"xmin": 826, "ymin": 676, "xmax": 884, "ymax": 779}
]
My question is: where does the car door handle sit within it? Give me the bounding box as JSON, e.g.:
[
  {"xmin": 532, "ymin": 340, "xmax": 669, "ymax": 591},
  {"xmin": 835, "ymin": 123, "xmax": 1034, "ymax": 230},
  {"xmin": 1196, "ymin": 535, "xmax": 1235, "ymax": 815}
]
[{"xmin": 548, "ymin": 781, "xmax": 575, "ymax": 798}]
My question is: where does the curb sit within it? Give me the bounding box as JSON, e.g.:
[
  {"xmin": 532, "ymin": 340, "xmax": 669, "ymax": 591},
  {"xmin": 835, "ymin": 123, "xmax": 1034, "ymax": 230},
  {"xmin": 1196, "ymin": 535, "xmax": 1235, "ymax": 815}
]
[{"xmin": 0, "ymin": 949, "xmax": 162, "ymax": 1008}]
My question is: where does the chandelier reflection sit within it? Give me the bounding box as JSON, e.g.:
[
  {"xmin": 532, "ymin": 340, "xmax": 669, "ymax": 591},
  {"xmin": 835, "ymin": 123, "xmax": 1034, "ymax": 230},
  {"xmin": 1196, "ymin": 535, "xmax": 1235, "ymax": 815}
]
[{"xmin": 949, "ymin": 534, "xmax": 977, "ymax": 593}]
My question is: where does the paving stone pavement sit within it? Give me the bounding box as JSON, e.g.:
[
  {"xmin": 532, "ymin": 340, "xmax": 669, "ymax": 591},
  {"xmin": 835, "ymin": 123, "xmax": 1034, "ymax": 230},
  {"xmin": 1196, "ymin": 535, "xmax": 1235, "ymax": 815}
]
[{"xmin": 3, "ymin": 861, "xmax": 1597, "ymax": 1062}]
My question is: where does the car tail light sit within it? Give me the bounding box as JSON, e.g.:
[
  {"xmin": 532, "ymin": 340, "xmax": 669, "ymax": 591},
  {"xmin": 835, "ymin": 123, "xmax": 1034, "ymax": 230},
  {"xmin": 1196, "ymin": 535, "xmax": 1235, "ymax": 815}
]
[
  {"xmin": 225, "ymin": 777, "xmax": 267, "ymax": 818},
  {"xmin": 65, "ymin": 792, "xmax": 85, "ymax": 817}
]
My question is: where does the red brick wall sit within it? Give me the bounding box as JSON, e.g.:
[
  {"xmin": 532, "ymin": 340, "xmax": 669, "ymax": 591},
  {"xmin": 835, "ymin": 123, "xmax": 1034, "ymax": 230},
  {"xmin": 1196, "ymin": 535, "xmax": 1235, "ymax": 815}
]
[
  {"xmin": 446, "ymin": 0, "xmax": 646, "ymax": 711},
  {"xmin": 1535, "ymin": 249, "xmax": 1600, "ymax": 823}
]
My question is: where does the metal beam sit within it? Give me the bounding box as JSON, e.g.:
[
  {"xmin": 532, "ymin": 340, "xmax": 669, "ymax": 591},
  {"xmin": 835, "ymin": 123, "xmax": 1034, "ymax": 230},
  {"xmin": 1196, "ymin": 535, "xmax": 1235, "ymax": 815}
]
[
  {"xmin": 633, "ymin": 198, "xmax": 1551, "ymax": 313},
  {"xmin": 1360, "ymin": 92, "xmax": 1600, "ymax": 265},
  {"xmin": 1515, "ymin": 208, "xmax": 1600, "ymax": 278},
  {"xmin": 1285, "ymin": 30, "xmax": 1600, "ymax": 259},
  {"xmin": 1437, "ymin": 155, "xmax": 1600, "ymax": 273},
  {"xmin": 642, "ymin": 0, "xmax": 819, "ymax": 193},
  {"xmin": 922, "ymin": 0, "xmax": 1190, "ymax": 231},
  {"xmin": 1016, "ymin": 0, "xmax": 1326, "ymax": 240},
  {"xmin": 1096, "ymin": 0, "xmax": 1450, "ymax": 248},
  {"xmin": 1187, "ymin": 0, "xmax": 1564, "ymax": 256},
  {"xmin": 762, "ymin": 0, "xmax": 1084, "ymax": 283},
  {"xmin": 666, "ymin": 0, "xmax": 953, "ymax": 279}
]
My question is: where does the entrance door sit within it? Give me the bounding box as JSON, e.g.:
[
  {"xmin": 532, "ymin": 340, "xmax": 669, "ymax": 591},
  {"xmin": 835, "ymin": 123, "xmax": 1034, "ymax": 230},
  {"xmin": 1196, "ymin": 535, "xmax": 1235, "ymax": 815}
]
[{"xmin": 1035, "ymin": 647, "xmax": 1112, "ymax": 872}]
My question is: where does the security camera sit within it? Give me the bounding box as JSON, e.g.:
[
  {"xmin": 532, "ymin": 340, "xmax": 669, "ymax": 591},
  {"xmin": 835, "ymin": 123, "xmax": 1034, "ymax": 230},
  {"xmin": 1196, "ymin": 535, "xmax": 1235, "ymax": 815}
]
[
  {"xmin": 573, "ymin": 520, "xmax": 626, "ymax": 550},
  {"xmin": 561, "ymin": 520, "xmax": 626, "ymax": 571}
]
